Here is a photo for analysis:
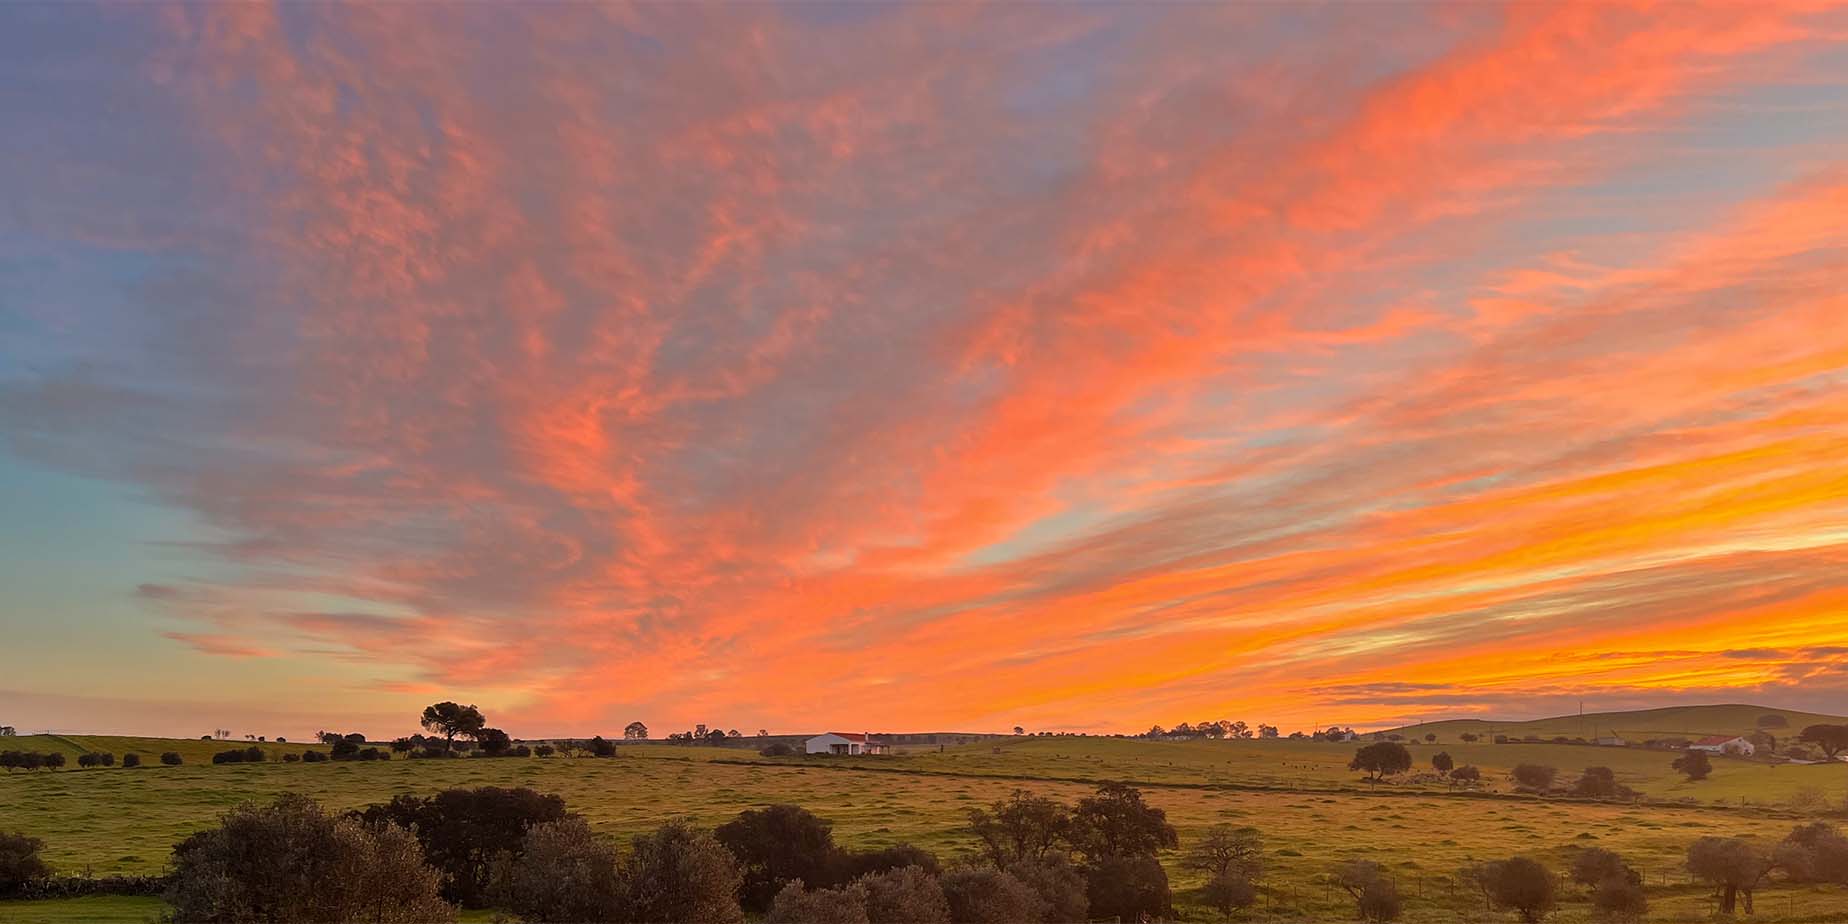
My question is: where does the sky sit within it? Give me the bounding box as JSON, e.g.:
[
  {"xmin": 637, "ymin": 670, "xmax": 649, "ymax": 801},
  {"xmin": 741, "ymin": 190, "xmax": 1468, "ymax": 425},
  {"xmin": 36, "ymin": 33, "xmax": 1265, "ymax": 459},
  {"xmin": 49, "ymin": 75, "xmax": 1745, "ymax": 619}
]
[{"xmin": 3, "ymin": 2, "xmax": 1848, "ymax": 741}]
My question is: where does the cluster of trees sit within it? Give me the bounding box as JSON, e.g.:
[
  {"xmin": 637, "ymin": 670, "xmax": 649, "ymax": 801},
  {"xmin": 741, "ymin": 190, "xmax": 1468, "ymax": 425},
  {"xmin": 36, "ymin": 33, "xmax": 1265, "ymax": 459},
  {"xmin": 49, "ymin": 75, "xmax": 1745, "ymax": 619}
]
[
  {"xmin": 1142, "ymin": 720, "xmax": 1280, "ymax": 740},
  {"xmin": 74, "ymin": 752, "xmax": 117, "ymax": 768},
  {"xmin": 0, "ymin": 751, "xmax": 66, "ymax": 771},
  {"xmin": 963, "ymin": 782, "xmax": 1181, "ymax": 921},
  {"xmin": 211, "ymin": 746, "xmax": 269, "ymax": 765}
]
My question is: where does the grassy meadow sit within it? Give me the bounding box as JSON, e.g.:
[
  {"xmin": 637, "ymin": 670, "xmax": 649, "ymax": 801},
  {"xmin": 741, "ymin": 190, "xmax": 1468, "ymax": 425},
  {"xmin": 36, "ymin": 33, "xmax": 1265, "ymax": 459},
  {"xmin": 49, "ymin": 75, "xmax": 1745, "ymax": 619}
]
[{"xmin": 4, "ymin": 721, "xmax": 1847, "ymax": 922}]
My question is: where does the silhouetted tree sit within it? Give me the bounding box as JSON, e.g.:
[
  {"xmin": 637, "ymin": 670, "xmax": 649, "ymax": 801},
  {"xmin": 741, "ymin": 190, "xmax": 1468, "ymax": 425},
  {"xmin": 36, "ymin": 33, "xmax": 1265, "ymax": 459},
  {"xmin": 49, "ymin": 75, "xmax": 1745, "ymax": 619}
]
[
  {"xmin": 715, "ymin": 804, "xmax": 845, "ymax": 912},
  {"xmin": 589, "ymin": 736, "xmax": 617, "ymax": 757},
  {"xmin": 420, "ymin": 702, "xmax": 486, "ymax": 748},
  {"xmin": 766, "ymin": 881, "xmax": 868, "ymax": 924},
  {"xmin": 966, "ymin": 791, "xmax": 1071, "ymax": 867},
  {"xmin": 1068, "ymin": 782, "xmax": 1177, "ymax": 862},
  {"xmin": 1432, "ymin": 752, "xmax": 1454, "ymax": 774},
  {"xmin": 859, "ymin": 865, "xmax": 951, "ymax": 924},
  {"xmin": 356, "ymin": 785, "xmax": 568, "ymax": 906},
  {"xmin": 624, "ymin": 721, "xmax": 649, "ymax": 740},
  {"xmin": 1798, "ymin": 724, "xmax": 1848, "ymax": 759},
  {"xmin": 0, "ymin": 831, "xmax": 51, "ymax": 896},
  {"xmin": 939, "ymin": 868, "xmax": 1043, "ymax": 924}
]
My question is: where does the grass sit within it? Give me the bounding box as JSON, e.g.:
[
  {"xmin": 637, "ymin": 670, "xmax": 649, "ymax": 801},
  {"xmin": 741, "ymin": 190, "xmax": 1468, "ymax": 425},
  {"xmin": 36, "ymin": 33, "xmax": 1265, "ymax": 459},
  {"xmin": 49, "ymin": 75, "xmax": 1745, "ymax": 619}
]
[
  {"xmin": 1387, "ymin": 703, "xmax": 1844, "ymax": 744},
  {"xmin": 4, "ymin": 732, "xmax": 1847, "ymax": 921}
]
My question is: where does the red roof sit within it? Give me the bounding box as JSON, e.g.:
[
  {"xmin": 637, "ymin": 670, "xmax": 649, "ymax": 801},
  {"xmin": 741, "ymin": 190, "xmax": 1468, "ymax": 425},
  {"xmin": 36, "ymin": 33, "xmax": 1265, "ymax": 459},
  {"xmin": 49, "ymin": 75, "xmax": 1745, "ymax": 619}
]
[{"xmin": 823, "ymin": 732, "xmax": 867, "ymax": 742}]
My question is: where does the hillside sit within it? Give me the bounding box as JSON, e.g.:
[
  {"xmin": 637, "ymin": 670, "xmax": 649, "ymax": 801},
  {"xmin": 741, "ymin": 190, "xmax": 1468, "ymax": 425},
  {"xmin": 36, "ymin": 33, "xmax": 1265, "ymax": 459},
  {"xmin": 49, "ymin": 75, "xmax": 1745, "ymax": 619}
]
[
  {"xmin": 1, "ymin": 733, "xmax": 326, "ymax": 764},
  {"xmin": 1384, "ymin": 703, "xmax": 1846, "ymax": 742}
]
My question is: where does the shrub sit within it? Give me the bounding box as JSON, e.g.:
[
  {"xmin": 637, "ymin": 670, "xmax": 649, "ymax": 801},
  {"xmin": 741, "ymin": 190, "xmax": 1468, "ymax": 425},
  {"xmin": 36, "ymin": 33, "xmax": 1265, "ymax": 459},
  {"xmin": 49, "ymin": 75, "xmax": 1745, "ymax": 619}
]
[
  {"xmin": 300, "ymin": 750, "xmax": 328, "ymax": 763},
  {"xmin": 509, "ymin": 745, "xmax": 532, "ymax": 758},
  {"xmin": 1004, "ymin": 854, "xmax": 1088, "ymax": 923},
  {"xmin": 1570, "ymin": 847, "xmax": 1630, "ymax": 888},
  {"xmin": 859, "ymin": 865, "xmax": 951, "ymax": 924},
  {"xmin": 1201, "ymin": 872, "xmax": 1258, "ymax": 916},
  {"xmin": 1591, "ymin": 873, "xmax": 1647, "ymax": 920},
  {"xmin": 1336, "ymin": 860, "xmax": 1400, "ymax": 922},
  {"xmin": 1574, "ymin": 766, "xmax": 1630, "ymax": 799},
  {"xmin": 533, "ymin": 745, "xmax": 555, "ymax": 758},
  {"xmin": 1083, "ymin": 853, "xmax": 1172, "ymax": 922},
  {"xmin": 282, "ymin": 752, "xmax": 300, "ymax": 763},
  {"xmin": 939, "ymin": 867, "xmax": 1043, "ymax": 924},
  {"xmin": 1450, "ymin": 765, "xmax": 1482, "ymax": 786},
  {"xmin": 1672, "ymin": 750, "xmax": 1712, "ymax": 781},
  {"xmin": 330, "ymin": 738, "xmax": 360, "ymax": 760},
  {"xmin": 121, "ymin": 753, "xmax": 140, "ymax": 768},
  {"xmin": 760, "ymin": 742, "xmax": 799, "ymax": 757},
  {"xmin": 78, "ymin": 754, "xmax": 100, "ymax": 768},
  {"xmin": 42, "ymin": 753, "xmax": 63, "ymax": 769},
  {"xmin": 160, "ymin": 752, "xmax": 182, "ymax": 766},
  {"xmin": 589, "ymin": 735, "xmax": 617, "ymax": 757},
  {"xmin": 0, "ymin": 831, "xmax": 51, "ymax": 896},
  {"xmin": 766, "ymin": 880, "xmax": 869, "ymax": 924},
  {"xmin": 1783, "ymin": 822, "xmax": 1848, "ymax": 884},
  {"xmin": 496, "ymin": 816, "xmax": 624, "ymax": 923},
  {"xmin": 99, "ymin": 752, "xmax": 114, "ymax": 767},
  {"xmin": 844, "ymin": 844, "xmax": 940, "ymax": 879},
  {"xmin": 1511, "ymin": 763, "xmax": 1557, "ymax": 791},
  {"xmin": 1687, "ymin": 836, "xmax": 1774, "ymax": 915},
  {"xmin": 165, "ymin": 793, "xmax": 453, "ymax": 923},
  {"xmin": 210, "ymin": 748, "xmax": 258, "ymax": 765},
  {"xmin": 715, "ymin": 804, "xmax": 845, "ymax": 911},
  {"xmin": 1482, "ymin": 856, "xmax": 1556, "ymax": 923},
  {"xmin": 356, "ymin": 786, "xmax": 570, "ymax": 906},
  {"xmin": 1348, "ymin": 742, "xmax": 1414, "ymax": 783},
  {"xmin": 621, "ymin": 819, "xmax": 747, "ymax": 924}
]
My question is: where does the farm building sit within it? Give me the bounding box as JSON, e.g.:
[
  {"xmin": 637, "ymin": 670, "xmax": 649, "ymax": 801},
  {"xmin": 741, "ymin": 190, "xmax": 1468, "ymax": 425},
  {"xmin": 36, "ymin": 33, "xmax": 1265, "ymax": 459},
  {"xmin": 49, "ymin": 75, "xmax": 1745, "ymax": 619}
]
[
  {"xmin": 1688, "ymin": 735, "xmax": 1754, "ymax": 756},
  {"xmin": 805, "ymin": 732, "xmax": 889, "ymax": 755}
]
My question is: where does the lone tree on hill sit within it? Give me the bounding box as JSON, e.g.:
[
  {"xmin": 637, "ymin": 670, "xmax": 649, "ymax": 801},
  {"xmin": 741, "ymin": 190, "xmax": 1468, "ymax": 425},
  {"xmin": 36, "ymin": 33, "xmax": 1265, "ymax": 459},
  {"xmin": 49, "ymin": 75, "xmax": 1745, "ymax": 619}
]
[
  {"xmin": 624, "ymin": 721, "xmax": 648, "ymax": 740},
  {"xmin": 1798, "ymin": 724, "xmax": 1848, "ymax": 759},
  {"xmin": 420, "ymin": 702, "xmax": 486, "ymax": 748},
  {"xmin": 1672, "ymin": 750, "xmax": 1713, "ymax": 781},
  {"xmin": 1348, "ymin": 742, "xmax": 1412, "ymax": 783}
]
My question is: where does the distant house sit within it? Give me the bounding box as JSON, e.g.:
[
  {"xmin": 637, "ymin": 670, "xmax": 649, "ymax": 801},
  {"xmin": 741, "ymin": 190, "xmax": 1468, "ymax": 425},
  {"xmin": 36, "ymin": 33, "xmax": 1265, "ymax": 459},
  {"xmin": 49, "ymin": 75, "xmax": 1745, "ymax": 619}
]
[
  {"xmin": 805, "ymin": 732, "xmax": 889, "ymax": 755},
  {"xmin": 1688, "ymin": 735, "xmax": 1754, "ymax": 756},
  {"xmin": 1594, "ymin": 735, "xmax": 1627, "ymax": 747}
]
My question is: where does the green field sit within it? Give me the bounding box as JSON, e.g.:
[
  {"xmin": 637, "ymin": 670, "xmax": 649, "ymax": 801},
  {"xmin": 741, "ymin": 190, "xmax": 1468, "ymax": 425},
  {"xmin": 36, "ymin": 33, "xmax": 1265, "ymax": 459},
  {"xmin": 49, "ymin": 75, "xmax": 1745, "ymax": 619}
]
[
  {"xmin": 4, "ymin": 717, "xmax": 1847, "ymax": 921},
  {"xmin": 1387, "ymin": 704, "xmax": 1844, "ymax": 746}
]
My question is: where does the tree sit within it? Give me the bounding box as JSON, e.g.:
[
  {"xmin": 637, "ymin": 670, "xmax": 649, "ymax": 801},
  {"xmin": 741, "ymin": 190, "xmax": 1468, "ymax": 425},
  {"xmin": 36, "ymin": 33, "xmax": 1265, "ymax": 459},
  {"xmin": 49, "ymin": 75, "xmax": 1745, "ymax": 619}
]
[
  {"xmin": 1348, "ymin": 742, "xmax": 1413, "ymax": 783},
  {"xmin": 42, "ymin": 753, "xmax": 63, "ymax": 769},
  {"xmin": 766, "ymin": 881, "xmax": 869, "ymax": 924},
  {"xmin": 1797, "ymin": 724, "xmax": 1848, "ymax": 759},
  {"xmin": 589, "ymin": 735, "xmax": 617, "ymax": 757},
  {"xmin": 1334, "ymin": 860, "xmax": 1400, "ymax": 922},
  {"xmin": 1672, "ymin": 750, "xmax": 1712, "ymax": 781},
  {"xmin": 625, "ymin": 721, "xmax": 649, "ymax": 740},
  {"xmin": 1450, "ymin": 765, "xmax": 1482, "ymax": 786},
  {"xmin": 496, "ymin": 816, "xmax": 625, "ymax": 923},
  {"xmin": 1424, "ymin": 733, "xmax": 1437, "ymax": 743},
  {"xmin": 122, "ymin": 753, "xmax": 141, "ymax": 768},
  {"xmin": 1591, "ymin": 873, "xmax": 1647, "ymax": 920},
  {"xmin": 715, "ymin": 804, "xmax": 846, "ymax": 912},
  {"xmin": 1570, "ymin": 848, "xmax": 1630, "ymax": 888},
  {"xmin": 1003, "ymin": 854, "xmax": 1088, "ymax": 923},
  {"xmin": 1687, "ymin": 836, "xmax": 1778, "ymax": 915},
  {"xmin": 1432, "ymin": 751, "xmax": 1454, "ymax": 774},
  {"xmin": 1185, "ymin": 825, "xmax": 1261, "ymax": 918},
  {"xmin": 420, "ymin": 702, "xmax": 486, "ymax": 747},
  {"xmin": 1258, "ymin": 724, "xmax": 1280, "ymax": 738},
  {"xmin": 859, "ymin": 865, "xmax": 951, "ymax": 924},
  {"xmin": 707, "ymin": 729, "xmax": 729, "ymax": 746},
  {"xmin": 1461, "ymin": 732, "xmax": 1480, "ymax": 743},
  {"xmin": 1511, "ymin": 763, "xmax": 1557, "ymax": 791},
  {"xmin": 355, "ymin": 785, "xmax": 569, "ymax": 907},
  {"xmin": 966, "ymin": 790, "xmax": 1071, "ymax": 867},
  {"xmin": 1013, "ymin": 726, "xmax": 1024, "ymax": 736},
  {"xmin": 476, "ymin": 727, "xmax": 512, "ymax": 756},
  {"xmin": 0, "ymin": 831, "xmax": 50, "ymax": 896},
  {"xmin": 166, "ymin": 793, "xmax": 453, "ymax": 923},
  {"xmin": 1574, "ymin": 766, "xmax": 1624, "ymax": 798},
  {"xmin": 1481, "ymin": 856, "xmax": 1556, "ymax": 923},
  {"xmin": 622, "ymin": 819, "xmax": 747, "ymax": 924},
  {"xmin": 938, "ymin": 867, "xmax": 1044, "ymax": 924},
  {"xmin": 1069, "ymin": 782, "xmax": 1177, "ymax": 862},
  {"xmin": 1083, "ymin": 853, "xmax": 1172, "ymax": 922}
]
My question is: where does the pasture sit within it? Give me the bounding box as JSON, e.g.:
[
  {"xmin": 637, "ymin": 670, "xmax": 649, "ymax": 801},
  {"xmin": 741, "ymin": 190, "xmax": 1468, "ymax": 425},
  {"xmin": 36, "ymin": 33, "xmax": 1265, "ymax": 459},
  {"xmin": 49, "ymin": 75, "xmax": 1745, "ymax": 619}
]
[{"xmin": 3, "ymin": 734, "xmax": 1845, "ymax": 922}]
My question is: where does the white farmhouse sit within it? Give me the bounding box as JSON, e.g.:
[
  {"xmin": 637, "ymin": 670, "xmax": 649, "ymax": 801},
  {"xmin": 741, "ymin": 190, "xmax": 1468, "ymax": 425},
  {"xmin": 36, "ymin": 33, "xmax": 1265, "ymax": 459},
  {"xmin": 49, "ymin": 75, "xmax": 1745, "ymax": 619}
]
[
  {"xmin": 1688, "ymin": 735, "xmax": 1754, "ymax": 756},
  {"xmin": 805, "ymin": 732, "xmax": 889, "ymax": 755}
]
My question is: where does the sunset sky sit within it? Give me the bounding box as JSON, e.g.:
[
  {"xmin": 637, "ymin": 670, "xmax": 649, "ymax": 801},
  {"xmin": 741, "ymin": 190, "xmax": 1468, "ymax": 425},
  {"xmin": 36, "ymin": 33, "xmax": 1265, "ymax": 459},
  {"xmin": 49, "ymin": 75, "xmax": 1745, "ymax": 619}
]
[{"xmin": 4, "ymin": 3, "xmax": 1848, "ymax": 740}]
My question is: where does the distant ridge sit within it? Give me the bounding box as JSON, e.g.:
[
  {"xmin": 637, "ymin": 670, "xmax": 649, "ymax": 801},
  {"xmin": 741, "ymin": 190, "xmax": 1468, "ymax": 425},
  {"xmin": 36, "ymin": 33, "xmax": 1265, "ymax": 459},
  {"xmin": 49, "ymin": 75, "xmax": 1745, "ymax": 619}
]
[{"xmin": 1383, "ymin": 702, "xmax": 1846, "ymax": 741}]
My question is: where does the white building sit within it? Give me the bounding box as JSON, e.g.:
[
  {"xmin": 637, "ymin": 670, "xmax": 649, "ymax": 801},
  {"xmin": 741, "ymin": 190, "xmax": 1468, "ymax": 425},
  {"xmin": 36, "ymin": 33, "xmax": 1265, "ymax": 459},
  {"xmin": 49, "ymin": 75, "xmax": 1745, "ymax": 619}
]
[
  {"xmin": 1688, "ymin": 735, "xmax": 1754, "ymax": 756},
  {"xmin": 805, "ymin": 732, "xmax": 889, "ymax": 755}
]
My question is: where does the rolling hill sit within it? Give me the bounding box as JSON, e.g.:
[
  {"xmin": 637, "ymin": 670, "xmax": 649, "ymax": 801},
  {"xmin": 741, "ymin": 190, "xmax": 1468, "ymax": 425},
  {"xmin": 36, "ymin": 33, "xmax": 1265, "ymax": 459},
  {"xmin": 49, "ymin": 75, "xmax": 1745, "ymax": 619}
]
[{"xmin": 1384, "ymin": 702, "xmax": 1845, "ymax": 742}]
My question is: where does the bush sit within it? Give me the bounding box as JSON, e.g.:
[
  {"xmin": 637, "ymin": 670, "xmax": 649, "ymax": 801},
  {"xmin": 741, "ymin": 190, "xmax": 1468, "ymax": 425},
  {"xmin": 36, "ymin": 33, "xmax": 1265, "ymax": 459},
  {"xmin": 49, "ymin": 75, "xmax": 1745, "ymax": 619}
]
[
  {"xmin": 282, "ymin": 752, "xmax": 301, "ymax": 763},
  {"xmin": 1450, "ymin": 765, "xmax": 1482, "ymax": 785},
  {"xmin": 1069, "ymin": 782, "xmax": 1177, "ymax": 862},
  {"xmin": 1591, "ymin": 873, "xmax": 1647, "ymax": 920},
  {"xmin": 357, "ymin": 786, "xmax": 570, "ymax": 907},
  {"xmin": 1783, "ymin": 822, "xmax": 1848, "ymax": 884},
  {"xmin": 760, "ymin": 742, "xmax": 799, "ymax": 757},
  {"xmin": 1482, "ymin": 856, "xmax": 1556, "ymax": 923},
  {"xmin": 160, "ymin": 752, "xmax": 182, "ymax": 766},
  {"xmin": 589, "ymin": 735, "xmax": 617, "ymax": 757},
  {"xmin": 496, "ymin": 816, "xmax": 624, "ymax": 923},
  {"xmin": 1084, "ymin": 853, "xmax": 1172, "ymax": 922},
  {"xmin": 766, "ymin": 880, "xmax": 869, "ymax": 924},
  {"xmin": 300, "ymin": 750, "xmax": 328, "ymax": 763},
  {"xmin": 533, "ymin": 745, "xmax": 555, "ymax": 758},
  {"xmin": 330, "ymin": 738, "xmax": 360, "ymax": 760},
  {"xmin": 1201, "ymin": 872, "xmax": 1258, "ymax": 916},
  {"xmin": 939, "ymin": 867, "xmax": 1043, "ymax": 924},
  {"xmin": 1004, "ymin": 854, "xmax": 1088, "ymax": 923},
  {"xmin": 121, "ymin": 753, "xmax": 140, "ymax": 768},
  {"xmin": 1431, "ymin": 751, "xmax": 1454, "ymax": 774},
  {"xmin": 966, "ymin": 790, "xmax": 1071, "ymax": 867},
  {"xmin": 1574, "ymin": 766, "xmax": 1631, "ymax": 799},
  {"xmin": 0, "ymin": 831, "xmax": 51, "ymax": 896},
  {"xmin": 1570, "ymin": 847, "xmax": 1631, "ymax": 888},
  {"xmin": 1511, "ymin": 763, "xmax": 1557, "ymax": 791},
  {"xmin": 859, "ymin": 865, "xmax": 951, "ymax": 924},
  {"xmin": 1687, "ymin": 836, "xmax": 1772, "ymax": 915},
  {"xmin": 1335, "ymin": 860, "xmax": 1400, "ymax": 922},
  {"xmin": 165, "ymin": 793, "xmax": 454, "ymax": 923},
  {"xmin": 844, "ymin": 844, "xmax": 940, "ymax": 879},
  {"xmin": 211, "ymin": 748, "xmax": 262, "ymax": 765},
  {"xmin": 715, "ymin": 804, "xmax": 845, "ymax": 911},
  {"xmin": 78, "ymin": 754, "xmax": 100, "ymax": 768},
  {"xmin": 622, "ymin": 819, "xmax": 747, "ymax": 924}
]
